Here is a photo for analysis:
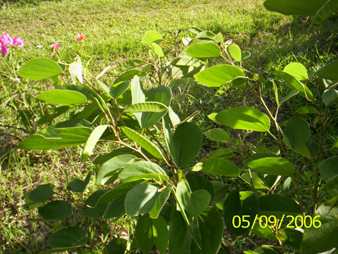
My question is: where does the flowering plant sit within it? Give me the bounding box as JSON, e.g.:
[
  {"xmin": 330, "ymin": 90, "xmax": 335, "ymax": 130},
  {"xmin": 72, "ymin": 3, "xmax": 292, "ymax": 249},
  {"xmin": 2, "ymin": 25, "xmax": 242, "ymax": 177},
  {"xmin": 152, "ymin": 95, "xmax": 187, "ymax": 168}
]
[{"xmin": 0, "ymin": 32, "xmax": 24, "ymax": 56}]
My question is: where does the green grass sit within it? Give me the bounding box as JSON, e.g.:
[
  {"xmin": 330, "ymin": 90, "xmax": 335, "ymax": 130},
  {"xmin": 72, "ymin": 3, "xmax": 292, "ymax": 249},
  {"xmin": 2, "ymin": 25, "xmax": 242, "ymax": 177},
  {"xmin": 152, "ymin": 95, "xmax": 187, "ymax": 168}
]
[
  {"xmin": 0, "ymin": 0, "xmax": 286, "ymax": 62},
  {"xmin": 3, "ymin": 0, "xmax": 335, "ymax": 252}
]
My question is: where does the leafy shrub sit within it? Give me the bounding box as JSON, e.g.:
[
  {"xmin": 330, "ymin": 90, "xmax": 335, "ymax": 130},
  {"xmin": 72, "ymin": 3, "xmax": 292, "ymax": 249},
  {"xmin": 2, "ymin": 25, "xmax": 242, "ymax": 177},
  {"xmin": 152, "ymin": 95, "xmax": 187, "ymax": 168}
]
[{"xmin": 14, "ymin": 25, "xmax": 338, "ymax": 253}]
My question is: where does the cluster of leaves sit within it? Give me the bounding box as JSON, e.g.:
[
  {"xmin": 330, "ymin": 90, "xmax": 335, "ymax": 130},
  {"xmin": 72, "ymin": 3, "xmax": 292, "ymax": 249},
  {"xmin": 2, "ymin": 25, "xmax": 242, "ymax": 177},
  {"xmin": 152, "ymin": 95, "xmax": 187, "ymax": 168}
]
[
  {"xmin": 18, "ymin": 27, "xmax": 338, "ymax": 253},
  {"xmin": 13, "ymin": 7, "xmax": 338, "ymax": 254}
]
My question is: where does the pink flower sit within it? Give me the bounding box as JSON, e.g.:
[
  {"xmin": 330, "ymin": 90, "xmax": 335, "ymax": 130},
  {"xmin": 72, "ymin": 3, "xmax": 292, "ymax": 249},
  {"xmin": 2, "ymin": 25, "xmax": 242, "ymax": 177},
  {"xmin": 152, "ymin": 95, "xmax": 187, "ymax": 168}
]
[
  {"xmin": 51, "ymin": 42, "xmax": 61, "ymax": 51},
  {"xmin": 1, "ymin": 44, "xmax": 9, "ymax": 56},
  {"xmin": 0, "ymin": 33, "xmax": 12, "ymax": 57},
  {"xmin": 13, "ymin": 37, "xmax": 24, "ymax": 48},
  {"xmin": 76, "ymin": 33, "xmax": 86, "ymax": 42},
  {"xmin": 0, "ymin": 33, "xmax": 24, "ymax": 56},
  {"xmin": 0, "ymin": 32, "xmax": 13, "ymax": 46}
]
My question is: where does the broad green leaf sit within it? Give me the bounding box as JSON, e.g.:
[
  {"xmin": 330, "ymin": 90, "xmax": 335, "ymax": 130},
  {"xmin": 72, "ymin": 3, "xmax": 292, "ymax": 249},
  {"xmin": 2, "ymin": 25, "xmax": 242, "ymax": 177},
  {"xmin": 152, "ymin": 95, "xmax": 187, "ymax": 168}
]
[
  {"xmin": 25, "ymin": 184, "xmax": 54, "ymax": 205},
  {"xmin": 322, "ymin": 88, "xmax": 338, "ymax": 106},
  {"xmin": 207, "ymin": 148, "xmax": 233, "ymax": 160},
  {"xmin": 38, "ymin": 200, "xmax": 72, "ymax": 220},
  {"xmin": 280, "ymin": 90, "xmax": 299, "ymax": 105},
  {"xmin": 85, "ymin": 190, "xmax": 108, "ymax": 207},
  {"xmin": 119, "ymin": 160, "xmax": 168, "ymax": 183},
  {"xmin": 227, "ymin": 43, "xmax": 242, "ymax": 62},
  {"xmin": 20, "ymin": 126, "xmax": 91, "ymax": 150},
  {"xmin": 83, "ymin": 125, "xmax": 108, "ymax": 157},
  {"xmin": 202, "ymin": 157, "xmax": 240, "ymax": 177},
  {"xmin": 162, "ymin": 116, "xmax": 176, "ymax": 163},
  {"xmin": 199, "ymin": 208, "xmax": 224, "ymax": 254},
  {"xmin": 96, "ymin": 154, "xmax": 137, "ymax": 185},
  {"xmin": 115, "ymin": 69, "xmax": 145, "ymax": 83},
  {"xmin": 110, "ymin": 81, "xmax": 129, "ymax": 97},
  {"xmin": 283, "ymin": 62, "xmax": 308, "ymax": 81},
  {"xmin": 223, "ymin": 192, "xmax": 242, "ymax": 234},
  {"xmin": 68, "ymin": 179, "xmax": 87, "ymax": 193},
  {"xmin": 18, "ymin": 58, "xmax": 62, "ymax": 80},
  {"xmin": 194, "ymin": 30, "xmax": 217, "ymax": 40},
  {"xmin": 296, "ymin": 105, "xmax": 319, "ymax": 115},
  {"xmin": 216, "ymin": 106, "xmax": 270, "ymax": 132},
  {"xmin": 275, "ymin": 71, "xmax": 314, "ymax": 101},
  {"xmin": 142, "ymin": 31, "xmax": 163, "ymax": 45},
  {"xmin": 301, "ymin": 219, "xmax": 338, "ymax": 254},
  {"xmin": 96, "ymin": 80, "xmax": 111, "ymax": 97},
  {"xmin": 204, "ymin": 128, "xmax": 230, "ymax": 143},
  {"xmin": 124, "ymin": 183, "xmax": 158, "ymax": 216},
  {"xmin": 37, "ymin": 89, "xmax": 87, "ymax": 106},
  {"xmin": 194, "ymin": 64, "xmax": 245, "ymax": 87},
  {"xmin": 321, "ymin": 175, "xmax": 338, "ymax": 204},
  {"xmin": 150, "ymin": 43, "xmax": 165, "ymax": 58},
  {"xmin": 103, "ymin": 194, "xmax": 126, "ymax": 219},
  {"xmin": 317, "ymin": 59, "xmax": 338, "ymax": 81},
  {"xmin": 185, "ymin": 41, "xmax": 221, "ymax": 58},
  {"xmin": 94, "ymin": 148, "xmax": 135, "ymax": 165},
  {"xmin": 264, "ymin": 0, "xmax": 328, "ymax": 15},
  {"xmin": 186, "ymin": 174, "xmax": 214, "ymax": 196},
  {"xmin": 318, "ymin": 156, "xmax": 338, "ymax": 180},
  {"xmin": 175, "ymin": 178, "xmax": 191, "ymax": 223},
  {"xmin": 121, "ymin": 126, "xmax": 165, "ymax": 160},
  {"xmin": 130, "ymin": 79, "xmax": 170, "ymax": 128},
  {"xmin": 169, "ymin": 211, "xmax": 192, "ymax": 254},
  {"xmin": 151, "ymin": 217, "xmax": 169, "ymax": 254},
  {"xmin": 47, "ymin": 227, "xmax": 87, "ymax": 250},
  {"xmin": 84, "ymin": 182, "xmax": 135, "ymax": 218},
  {"xmin": 241, "ymin": 171, "xmax": 269, "ymax": 190},
  {"xmin": 132, "ymin": 216, "xmax": 153, "ymax": 253},
  {"xmin": 282, "ymin": 228, "xmax": 304, "ymax": 249},
  {"xmin": 213, "ymin": 32, "xmax": 224, "ymax": 43},
  {"xmin": 150, "ymin": 187, "xmax": 172, "ymax": 219},
  {"xmin": 259, "ymin": 195, "xmax": 300, "ymax": 214},
  {"xmin": 67, "ymin": 174, "xmax": 91, "ymax": 193},
  {"xmin": 130, "ymin": 76, "xmax": 146, "ymax": 125},
  {"xmin": 125, "ymin": 102, "xmax": 168, "ymax": 113},
  {"xmin": 187, "ymin": 189, "xmax": 211, "ymax": 216},
  {"xmin": 55, "ymin": 102, "xmax": 98, "ymax": 127},
  {"xmin": 175, "ymin": 54, "xmax": 200, "ymax": 67},
  {"xmin": 172, "ymin": 122, "xmax": 203, "ymax": 168},
  {"xmin": 247, "ymin": 157, "xmax": 295, "ymax": 176},
  {"xmin": 146, "ymin": 86, "xmax": 172, "ymax": 106},
  {"xmin": 283, "ymin": 117, "xmax": 311, "ymax": 158},
  {"xmin": 141, "ymin": 86, "xmax": 172, "ymax": 128},
  {"xmin": 133, "ymin": 216, "xmax": 169, "ymax": 254},
  {"xmin": 168, "ymin": 107, "xmax": 180, "ymax": 127}
]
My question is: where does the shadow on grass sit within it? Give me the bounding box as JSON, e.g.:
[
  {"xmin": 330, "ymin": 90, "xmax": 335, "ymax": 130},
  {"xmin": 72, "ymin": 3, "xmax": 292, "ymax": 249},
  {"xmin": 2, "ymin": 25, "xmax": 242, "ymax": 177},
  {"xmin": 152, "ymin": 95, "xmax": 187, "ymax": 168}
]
[{"xmin": 209, "ymin": 13, "xmax": 338, "ymax": 70}]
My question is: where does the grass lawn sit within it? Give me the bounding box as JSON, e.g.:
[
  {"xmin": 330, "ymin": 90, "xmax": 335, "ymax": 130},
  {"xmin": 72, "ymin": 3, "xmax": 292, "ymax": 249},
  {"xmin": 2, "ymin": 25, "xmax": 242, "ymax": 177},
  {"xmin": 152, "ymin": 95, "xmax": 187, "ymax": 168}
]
[
  {"xmin": 2, "ymin": 0, "xmax": 336, "ymax": 253},
  {"xmin": 1, "ymin": 0, "xmax": 273, "ymax": 57}
]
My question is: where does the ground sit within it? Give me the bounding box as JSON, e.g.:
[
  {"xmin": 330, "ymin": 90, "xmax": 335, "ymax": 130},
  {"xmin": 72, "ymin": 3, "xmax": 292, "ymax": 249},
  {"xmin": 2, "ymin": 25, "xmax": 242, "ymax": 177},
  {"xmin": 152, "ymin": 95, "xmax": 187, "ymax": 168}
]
[{"xmin": 0, "ymin": 0, "xmax": 327, "ymax": 252}]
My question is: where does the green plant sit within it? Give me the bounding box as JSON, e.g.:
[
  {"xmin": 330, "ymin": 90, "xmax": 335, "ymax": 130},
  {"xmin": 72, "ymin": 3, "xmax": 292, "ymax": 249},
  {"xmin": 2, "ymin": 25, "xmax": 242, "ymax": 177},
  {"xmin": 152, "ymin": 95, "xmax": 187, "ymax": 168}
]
[{"xmin": 17, "ymin": 26, "xmax": 338, "ymax": 254}]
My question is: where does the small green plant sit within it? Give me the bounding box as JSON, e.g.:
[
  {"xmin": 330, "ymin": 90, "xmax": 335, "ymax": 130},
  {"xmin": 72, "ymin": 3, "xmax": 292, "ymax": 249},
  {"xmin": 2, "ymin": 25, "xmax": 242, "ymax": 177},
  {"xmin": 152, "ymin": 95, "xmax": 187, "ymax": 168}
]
[{"xmin": 17, "ymin": 26, "xmax": 338, "ymax": 254}]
